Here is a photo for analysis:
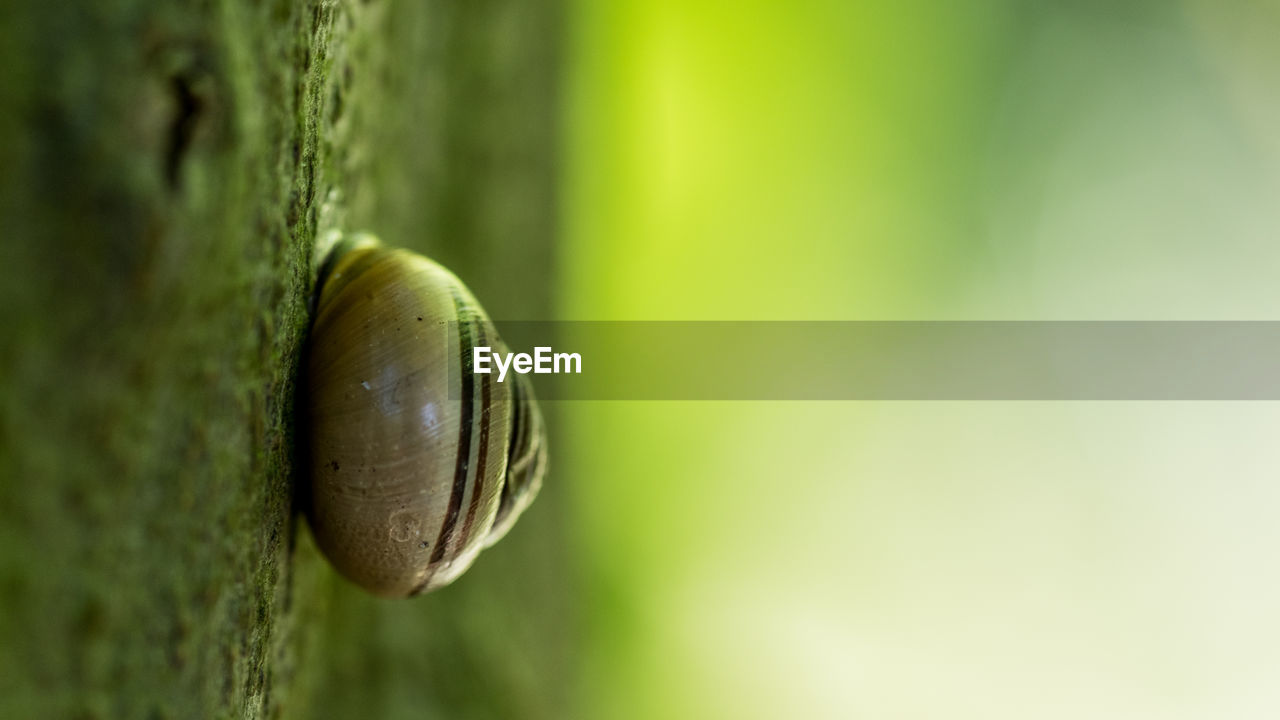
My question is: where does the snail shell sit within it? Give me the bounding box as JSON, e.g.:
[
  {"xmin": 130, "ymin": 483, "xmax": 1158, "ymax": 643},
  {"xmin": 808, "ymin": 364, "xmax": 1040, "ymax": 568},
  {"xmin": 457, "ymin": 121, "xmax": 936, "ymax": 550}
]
[{"xmin": 304, "ymin": 233, "xmax": 546, "ymax": 597}]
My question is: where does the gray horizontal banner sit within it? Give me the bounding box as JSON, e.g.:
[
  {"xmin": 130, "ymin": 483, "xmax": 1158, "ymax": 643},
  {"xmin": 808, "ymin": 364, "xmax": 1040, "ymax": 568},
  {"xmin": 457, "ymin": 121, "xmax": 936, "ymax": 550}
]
[{"xmin": 443, "ymin": 322, "xmax": 1280, "ymax": 400}]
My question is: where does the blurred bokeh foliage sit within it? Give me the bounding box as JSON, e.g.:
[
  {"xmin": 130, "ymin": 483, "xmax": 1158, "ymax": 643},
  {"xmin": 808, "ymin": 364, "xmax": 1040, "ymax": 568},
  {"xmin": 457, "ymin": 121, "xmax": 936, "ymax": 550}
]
[{"xmin": 562, "ymin": 1, "xmax": 1280, "ymax": 719}]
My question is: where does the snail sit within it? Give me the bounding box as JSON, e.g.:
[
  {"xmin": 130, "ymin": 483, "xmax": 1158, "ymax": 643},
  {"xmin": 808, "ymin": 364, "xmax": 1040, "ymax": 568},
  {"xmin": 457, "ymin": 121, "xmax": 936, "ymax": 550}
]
[{"xmin": 303, "ymin": 233, "xmax": 547, "ymax": 597}]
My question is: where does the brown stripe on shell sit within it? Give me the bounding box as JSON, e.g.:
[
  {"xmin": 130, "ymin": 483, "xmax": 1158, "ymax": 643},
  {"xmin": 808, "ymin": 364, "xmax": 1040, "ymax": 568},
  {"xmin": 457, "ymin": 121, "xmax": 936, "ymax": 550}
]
[
  {"xmin": 458, "ymin": 319, "xmax": 492, "ymax": 550},
  {"xmin": 490, "ymin": 372, "xmax": 544, "ymax": 539},
  {"xmin": 500, "ymin": 388, "xmax": 524, "ymax": 511},
  {"xmin": 426, "ymin": 290, "xmax": 476, "ymax": 570},
  {"xmin": 497, "ymin": 374, "xmax": 528, "ymax": 516}
]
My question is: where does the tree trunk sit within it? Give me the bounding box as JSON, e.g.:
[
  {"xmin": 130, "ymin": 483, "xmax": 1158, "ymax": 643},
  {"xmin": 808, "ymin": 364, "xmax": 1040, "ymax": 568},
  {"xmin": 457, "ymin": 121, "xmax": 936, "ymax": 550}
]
[{"xmin": 0, "ymin": 1, "xmax": 570, "ymax": 717}]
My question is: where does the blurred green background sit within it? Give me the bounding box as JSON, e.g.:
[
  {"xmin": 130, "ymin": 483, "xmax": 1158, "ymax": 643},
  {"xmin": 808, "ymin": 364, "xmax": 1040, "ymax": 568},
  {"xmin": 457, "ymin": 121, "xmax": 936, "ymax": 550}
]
[{"xmin": 559, "ymin": 1, "xmax": 1280, "ymax": 718}]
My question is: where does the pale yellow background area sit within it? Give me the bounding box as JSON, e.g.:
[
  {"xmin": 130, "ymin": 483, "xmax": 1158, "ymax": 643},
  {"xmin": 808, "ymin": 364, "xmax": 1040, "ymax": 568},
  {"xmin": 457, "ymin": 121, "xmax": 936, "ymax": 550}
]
[{"xmin": 560, "ymin": 2, "xmax": 1280, "ymax": 718}]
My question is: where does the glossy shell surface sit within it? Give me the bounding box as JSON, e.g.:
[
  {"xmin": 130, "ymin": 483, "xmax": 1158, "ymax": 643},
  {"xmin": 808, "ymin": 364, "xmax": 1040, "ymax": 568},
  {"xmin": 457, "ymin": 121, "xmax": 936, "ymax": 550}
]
[{"xmin": 305, "ymin": 236, "xmax": 544, "ymax": 597}]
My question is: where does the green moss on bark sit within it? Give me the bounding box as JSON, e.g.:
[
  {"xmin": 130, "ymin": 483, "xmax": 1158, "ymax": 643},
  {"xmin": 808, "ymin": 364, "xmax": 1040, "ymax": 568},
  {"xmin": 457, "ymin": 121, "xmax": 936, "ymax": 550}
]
[{"xmin": 0, "ymin": 0, "xmax": 569, "ymax": 717}]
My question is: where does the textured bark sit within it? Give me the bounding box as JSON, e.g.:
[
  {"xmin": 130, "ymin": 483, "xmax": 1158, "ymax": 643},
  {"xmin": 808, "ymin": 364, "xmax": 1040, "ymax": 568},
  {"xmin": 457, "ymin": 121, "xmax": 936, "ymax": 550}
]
[{"xmin": 0, "ymin": 1, "xmax": 569, "ymax": 718}]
